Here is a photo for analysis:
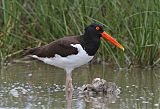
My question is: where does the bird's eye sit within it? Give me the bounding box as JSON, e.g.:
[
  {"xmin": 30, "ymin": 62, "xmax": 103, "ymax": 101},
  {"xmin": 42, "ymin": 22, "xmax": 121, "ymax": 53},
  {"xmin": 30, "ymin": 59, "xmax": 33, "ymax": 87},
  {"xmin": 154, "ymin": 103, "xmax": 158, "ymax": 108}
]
[{"xmin": 95, "ymin": 26, "xmax": 100, "ymax": 30}]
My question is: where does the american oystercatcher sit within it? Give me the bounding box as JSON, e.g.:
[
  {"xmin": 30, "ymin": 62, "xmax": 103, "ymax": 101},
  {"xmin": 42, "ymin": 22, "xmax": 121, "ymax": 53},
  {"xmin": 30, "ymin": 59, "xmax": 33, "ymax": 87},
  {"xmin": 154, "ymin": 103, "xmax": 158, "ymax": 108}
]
[{"xmin": 23, "ymin": 23, "xmax": 124, "ymax": 93}]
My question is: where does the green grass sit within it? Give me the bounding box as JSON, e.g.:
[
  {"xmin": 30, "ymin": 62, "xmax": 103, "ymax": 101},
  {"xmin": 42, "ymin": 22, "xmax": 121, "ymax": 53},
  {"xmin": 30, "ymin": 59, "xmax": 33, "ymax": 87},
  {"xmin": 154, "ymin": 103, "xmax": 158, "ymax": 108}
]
[{"xmin": 0, "ymin": 0, "xmax": 160, "ymax": 67}]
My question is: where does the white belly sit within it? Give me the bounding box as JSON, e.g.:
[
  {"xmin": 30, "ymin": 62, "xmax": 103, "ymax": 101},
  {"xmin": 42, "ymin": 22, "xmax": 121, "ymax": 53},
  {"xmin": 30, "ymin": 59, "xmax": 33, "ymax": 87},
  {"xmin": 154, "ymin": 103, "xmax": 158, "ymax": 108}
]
[{"xmin": 31, "ymin": 44, "xmax": 94, "ymax": 70}]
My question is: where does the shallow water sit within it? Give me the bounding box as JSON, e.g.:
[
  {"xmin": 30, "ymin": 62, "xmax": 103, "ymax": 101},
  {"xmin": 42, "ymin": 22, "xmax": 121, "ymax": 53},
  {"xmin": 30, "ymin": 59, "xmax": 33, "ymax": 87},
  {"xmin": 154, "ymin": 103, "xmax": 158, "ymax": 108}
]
[{"xmin": 0, "ymin": 61, "xmax": 160, "ymax": 109}]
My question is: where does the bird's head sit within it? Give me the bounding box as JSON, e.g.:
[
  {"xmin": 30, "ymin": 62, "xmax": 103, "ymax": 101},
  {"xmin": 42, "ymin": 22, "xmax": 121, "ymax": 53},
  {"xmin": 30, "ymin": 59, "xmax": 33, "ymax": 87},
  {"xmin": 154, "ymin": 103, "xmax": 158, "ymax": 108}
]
[{"xmin": 85, "ymin": 23, "xmax": 124, "ymax": 51}]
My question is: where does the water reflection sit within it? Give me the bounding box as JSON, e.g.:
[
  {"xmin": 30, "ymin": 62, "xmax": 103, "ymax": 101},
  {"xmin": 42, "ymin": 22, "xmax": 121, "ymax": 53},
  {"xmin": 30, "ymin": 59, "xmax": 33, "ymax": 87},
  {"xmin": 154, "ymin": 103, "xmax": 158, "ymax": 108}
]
[
  {"xmin": 84, "ymin": 94, "xmax": 118, "ymax": 108},
  {"xmin": 0, "ymin": 61, "xmax": 160, "ymax": 109}
]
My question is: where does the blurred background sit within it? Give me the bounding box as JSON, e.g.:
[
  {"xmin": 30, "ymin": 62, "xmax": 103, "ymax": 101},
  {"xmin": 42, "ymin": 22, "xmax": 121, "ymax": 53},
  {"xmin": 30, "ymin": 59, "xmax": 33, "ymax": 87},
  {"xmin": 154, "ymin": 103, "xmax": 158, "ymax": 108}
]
[{"xmin": 0, "ymin": 0, "xmax": 160, "ymax": 67}]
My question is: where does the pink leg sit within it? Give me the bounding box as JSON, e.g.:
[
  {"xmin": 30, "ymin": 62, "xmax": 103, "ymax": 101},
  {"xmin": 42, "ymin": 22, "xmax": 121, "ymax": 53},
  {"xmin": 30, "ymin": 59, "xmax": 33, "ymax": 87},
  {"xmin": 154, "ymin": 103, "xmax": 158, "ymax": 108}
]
[
  {"xmin": 66, "ymin": 76, "xmax": 69, "ymax": 92},
  {"xmin": 66, "ymin": 73, "xmax": 72, "ymax": 90},
  {"xmin": 69, "ymin": 78, "xmax": 72, "ymax": 91},
  {"xmin": 65, "ymin": 69, "xmax": 73, "ymax": 100}
]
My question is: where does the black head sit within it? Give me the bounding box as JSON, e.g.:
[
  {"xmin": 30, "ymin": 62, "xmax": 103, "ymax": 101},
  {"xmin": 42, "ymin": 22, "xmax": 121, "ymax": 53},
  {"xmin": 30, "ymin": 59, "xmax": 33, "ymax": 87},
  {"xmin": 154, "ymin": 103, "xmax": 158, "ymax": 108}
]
[
  {"xmin": 82, "ymin": 23, "xmax": 124, "ymax": 56},
  {"xmin": 84, "ymin": 23, "xmax": 104, "ymax": 38},
  {"xmin": 80, "ymin": 23, "xmax": 105, "ymax": 56}
]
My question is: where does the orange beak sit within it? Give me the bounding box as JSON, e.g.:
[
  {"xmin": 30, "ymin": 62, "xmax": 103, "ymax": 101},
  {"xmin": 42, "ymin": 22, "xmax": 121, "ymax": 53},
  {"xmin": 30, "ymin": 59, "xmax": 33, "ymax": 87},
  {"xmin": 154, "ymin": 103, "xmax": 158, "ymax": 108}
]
[{"xmin": 101, "ymin": 31, "xmax": 124, "ymax": 51}]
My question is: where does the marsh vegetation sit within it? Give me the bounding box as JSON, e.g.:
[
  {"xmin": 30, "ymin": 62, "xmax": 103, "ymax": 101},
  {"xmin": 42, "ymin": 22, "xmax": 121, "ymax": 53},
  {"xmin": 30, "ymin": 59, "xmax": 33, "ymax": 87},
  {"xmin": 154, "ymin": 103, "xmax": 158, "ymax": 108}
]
[{"xmin": 0, "ymin": 0, "xmax": 160, "ymax": 67}]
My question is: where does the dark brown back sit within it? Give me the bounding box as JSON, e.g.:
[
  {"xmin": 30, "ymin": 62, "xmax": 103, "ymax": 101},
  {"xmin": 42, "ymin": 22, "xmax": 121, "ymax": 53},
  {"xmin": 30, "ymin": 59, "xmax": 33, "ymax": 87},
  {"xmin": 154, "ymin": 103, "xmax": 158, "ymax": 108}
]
[{"xmin": 23, "ymin": 36, "xmax": 81, "ymax": 58}]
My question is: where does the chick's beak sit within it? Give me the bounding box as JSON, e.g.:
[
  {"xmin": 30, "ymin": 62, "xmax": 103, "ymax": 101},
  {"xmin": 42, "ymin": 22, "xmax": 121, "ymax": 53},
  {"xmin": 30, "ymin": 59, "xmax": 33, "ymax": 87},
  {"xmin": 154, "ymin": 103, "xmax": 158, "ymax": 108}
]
[{"xmin": 101, "ymin": 31, "xmax": 124, "ymax": 51}]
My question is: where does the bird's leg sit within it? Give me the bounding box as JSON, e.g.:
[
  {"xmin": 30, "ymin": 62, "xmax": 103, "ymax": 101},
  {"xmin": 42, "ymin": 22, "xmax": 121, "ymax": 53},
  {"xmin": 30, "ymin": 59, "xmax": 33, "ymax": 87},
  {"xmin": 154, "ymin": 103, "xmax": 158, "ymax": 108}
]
[
  {"xmin": 65, "ymin": 68, "xmax": 73, "ymax": 100},
  {"xmin": 66, "ymin": 76, "xmax": 69, "ymax": 91},
  {"xmin": 66, "ymin": 74, "xmax": 72, "ymax": 92},
  {"xmin": 69, "ymin": 78, "xmax": 72, "ymax": 91},
  {"xmin": 68, "ymin": 73, "xmax": 72, "ymax": 90},
  {"xmin": 66, "ymin": 73, "xmax": 72, "ymax": 100}
]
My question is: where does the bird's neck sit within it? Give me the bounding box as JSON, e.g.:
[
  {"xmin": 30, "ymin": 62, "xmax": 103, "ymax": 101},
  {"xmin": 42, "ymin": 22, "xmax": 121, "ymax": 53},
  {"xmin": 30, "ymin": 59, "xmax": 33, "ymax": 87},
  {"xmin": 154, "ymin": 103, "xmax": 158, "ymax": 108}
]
[{"xmin": 80, "ymin": 33, "xmax": 101, "ymax": 56}]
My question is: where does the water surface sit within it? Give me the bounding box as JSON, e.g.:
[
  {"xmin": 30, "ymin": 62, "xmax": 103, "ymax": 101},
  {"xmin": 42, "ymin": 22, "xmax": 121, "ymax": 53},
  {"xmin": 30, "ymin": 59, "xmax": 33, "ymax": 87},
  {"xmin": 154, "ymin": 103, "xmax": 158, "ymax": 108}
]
[{"xmin": 0, "ymin": 61, "xmax": 159, "ymax": 109}]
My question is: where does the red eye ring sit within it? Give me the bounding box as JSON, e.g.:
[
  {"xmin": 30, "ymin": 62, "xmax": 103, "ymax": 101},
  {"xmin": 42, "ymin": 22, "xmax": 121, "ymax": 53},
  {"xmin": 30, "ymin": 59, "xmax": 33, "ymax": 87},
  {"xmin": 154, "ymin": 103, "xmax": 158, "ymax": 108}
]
[{"xmin": 96, "ymin": 26, "xmax": 100, "ymax": 30}]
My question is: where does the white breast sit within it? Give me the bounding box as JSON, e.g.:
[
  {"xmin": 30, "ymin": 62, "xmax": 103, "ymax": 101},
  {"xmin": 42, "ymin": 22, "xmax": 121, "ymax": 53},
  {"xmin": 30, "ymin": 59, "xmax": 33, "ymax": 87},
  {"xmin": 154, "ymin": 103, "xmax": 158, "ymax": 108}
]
[{"xmin": 31, "ymin": 44, "xmax": 94, "ymax": 71}]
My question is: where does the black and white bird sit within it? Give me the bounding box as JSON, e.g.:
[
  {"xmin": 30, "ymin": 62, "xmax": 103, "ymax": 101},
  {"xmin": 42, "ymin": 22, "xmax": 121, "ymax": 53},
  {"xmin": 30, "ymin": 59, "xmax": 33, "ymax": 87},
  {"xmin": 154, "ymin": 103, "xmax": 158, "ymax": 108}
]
[{"xmin": 23, "ymin": 23, "xmax": 124, "ymax": 93}]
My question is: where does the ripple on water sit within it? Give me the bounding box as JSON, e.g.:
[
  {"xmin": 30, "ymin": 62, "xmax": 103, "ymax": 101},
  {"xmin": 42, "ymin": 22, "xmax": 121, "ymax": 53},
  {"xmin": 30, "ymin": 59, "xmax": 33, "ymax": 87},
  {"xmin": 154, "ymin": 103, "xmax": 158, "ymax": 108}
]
[
  {"xmin": 142, "ymin": 101, "xmax": 149, "ymax": 104},
  {"xmin": 9, "ymin": 88, "xmax": 19, "ymax": 97},
  {"xmin": 9, "ymin": 86, "xmax": 28, "ymax": 97},
  {"xmin": 154, "ymin": 104, "xmax": 159, "ymax": 107},
  {"xmin": 0, "ymin": 62, "xmax": 159, "ymax": 109}
]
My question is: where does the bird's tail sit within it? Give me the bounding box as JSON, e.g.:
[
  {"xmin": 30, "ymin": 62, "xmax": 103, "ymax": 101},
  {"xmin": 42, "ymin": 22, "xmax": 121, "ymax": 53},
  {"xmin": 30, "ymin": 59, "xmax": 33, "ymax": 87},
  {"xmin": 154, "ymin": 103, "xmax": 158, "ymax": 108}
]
[{"xmin": 22, "ymin": 48, "xmax": 37, "ymax": 56}]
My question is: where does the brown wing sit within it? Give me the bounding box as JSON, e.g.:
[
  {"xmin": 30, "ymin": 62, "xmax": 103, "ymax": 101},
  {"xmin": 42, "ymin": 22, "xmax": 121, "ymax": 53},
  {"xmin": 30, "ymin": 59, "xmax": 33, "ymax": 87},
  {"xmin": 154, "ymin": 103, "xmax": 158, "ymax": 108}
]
[{"xmin": 23, "ymin": 36, "xmax": 81, "ymax": 57}]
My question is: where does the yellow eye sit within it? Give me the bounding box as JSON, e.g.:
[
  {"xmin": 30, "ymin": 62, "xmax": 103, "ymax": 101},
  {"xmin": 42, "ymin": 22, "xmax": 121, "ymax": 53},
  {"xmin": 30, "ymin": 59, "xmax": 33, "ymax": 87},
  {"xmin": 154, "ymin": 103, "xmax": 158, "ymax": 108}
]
[{"xmin": 96, "ymin": 26, "xmax": 100, "ymax": 30}]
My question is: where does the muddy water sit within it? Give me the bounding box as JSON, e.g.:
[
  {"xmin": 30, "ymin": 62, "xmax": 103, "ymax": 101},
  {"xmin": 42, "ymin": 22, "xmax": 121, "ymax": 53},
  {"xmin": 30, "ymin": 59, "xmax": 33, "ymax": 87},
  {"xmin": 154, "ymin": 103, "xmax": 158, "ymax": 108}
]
[{"xmin": 0, "ymin": 61, "xmax": 159, "ymax": 109}]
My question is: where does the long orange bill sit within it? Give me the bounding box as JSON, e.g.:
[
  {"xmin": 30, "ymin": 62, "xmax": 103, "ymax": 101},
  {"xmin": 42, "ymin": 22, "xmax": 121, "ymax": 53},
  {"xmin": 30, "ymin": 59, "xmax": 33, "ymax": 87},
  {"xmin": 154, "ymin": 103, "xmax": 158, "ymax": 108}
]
[{"xmin": 101, "ymin": 31, "xmax": 124, "ymax": 51}]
